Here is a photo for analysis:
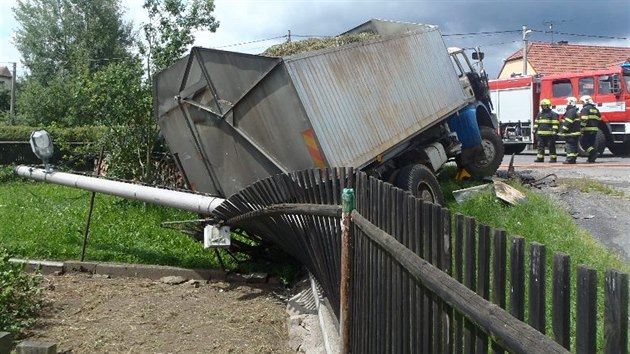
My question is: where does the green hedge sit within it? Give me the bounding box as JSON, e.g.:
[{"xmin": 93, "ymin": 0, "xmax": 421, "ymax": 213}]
[{"xmin": 0, "ymin": 125, "xmax": 106, "ymax": 142}]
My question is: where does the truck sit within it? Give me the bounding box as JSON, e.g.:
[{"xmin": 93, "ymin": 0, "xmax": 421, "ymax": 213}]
[
  {"xmin": 153, "ymin": 19, "xmax": 503, "ymax": 205},
  {"xmin": 490, "ymin": 63, "xmax": 630, "ymax": 156}
]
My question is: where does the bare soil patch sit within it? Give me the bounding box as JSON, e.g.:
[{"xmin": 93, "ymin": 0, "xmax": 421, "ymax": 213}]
[{"xmin": 24, "ymin": 273, "xmax": 293, "ymax": 354}]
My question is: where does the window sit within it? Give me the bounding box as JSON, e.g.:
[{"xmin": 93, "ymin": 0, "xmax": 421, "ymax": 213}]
[
  {"xmin": 624, "ymin": 74, "xmax": 630, "ymax": 93},
  {"xmin": 598, "ymin": 75, "xmax": 612, "ymax": 94},
  {"xmin": 450, "ymin": 55, "xmax": 463, "ymax": 77},
  {"xmin": 578, "ymin": 77, "xmax": 595, "ymax": 96},
  {"xmin": 552, "ymin": 80, "xmax": 573, "ymax": 97}
]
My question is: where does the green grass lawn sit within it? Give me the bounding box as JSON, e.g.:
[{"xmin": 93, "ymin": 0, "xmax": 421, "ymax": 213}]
[{"xmin": 0, "ymin": 180, "xmax": 228, "ymax": 269}]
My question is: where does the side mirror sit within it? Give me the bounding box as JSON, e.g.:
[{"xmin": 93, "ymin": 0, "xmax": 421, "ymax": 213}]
[
  {"xmin": 472, "ymin": 51, "xmax": 485, "ymax": 61},
  {"xmin": 611, "ymin": 73, "xmax": 622, "ymax": 94}
]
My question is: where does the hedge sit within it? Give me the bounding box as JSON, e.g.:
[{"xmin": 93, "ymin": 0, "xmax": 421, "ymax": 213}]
[{"xmin": 0, "ymin": 125, "xmax": 106, "ymax": 142}]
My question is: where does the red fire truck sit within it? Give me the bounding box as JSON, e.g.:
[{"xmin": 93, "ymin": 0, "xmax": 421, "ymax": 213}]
[{"xmin": 490, "ymin": 63, "xmax": 630, "ymax": 156}]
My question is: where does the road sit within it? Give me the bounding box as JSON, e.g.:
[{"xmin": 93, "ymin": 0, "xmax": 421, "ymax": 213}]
[
  {"xmin": 499, "ymin": 146, "xmax": 630, "ymax": 263},
  {"xmin": 501, "ymin": 147, "xmax": 630, "ymax": 194}
]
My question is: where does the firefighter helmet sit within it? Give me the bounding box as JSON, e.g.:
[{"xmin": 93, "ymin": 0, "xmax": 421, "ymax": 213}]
[
  {"xmin": 566, "ymin": 96, "xmax": 577, "ymax": 106},
  {"xmin": 580, "ymin": 95, "xmax": 593, "ymax": 104},
  {"xmin": 540, "ymin": 98, "xmax": 551, "ymax": 107}
]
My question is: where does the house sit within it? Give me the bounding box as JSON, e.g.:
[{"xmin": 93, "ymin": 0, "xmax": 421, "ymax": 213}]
[
  {"xmin": 0, "ymin": 66, "xmax": 12, "ymax": 91},
  {"xmin": 497, "ymin": 42, "xmax": 630, "ymax": 79}
]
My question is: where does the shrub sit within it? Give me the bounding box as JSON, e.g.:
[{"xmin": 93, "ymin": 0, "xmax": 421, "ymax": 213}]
[{"xmin": 0, "ymin": 249, "xmax": 43, "ymax": 337}]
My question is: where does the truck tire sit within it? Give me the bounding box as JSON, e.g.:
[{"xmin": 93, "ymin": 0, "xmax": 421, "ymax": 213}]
[
  {"xmin": 504, "ymin": 143, "xmax": 526, "ymax": 155},
  {"xmin": 609, "ymin": 141, "xmax": 630, "ymax": 156},
  {"xmin": 396, "ymin": 164, "xmax": 444, "ymax": 205},
  {"xmin": 578, "ymin": 130, "xmax": 606, "ymax": 157},
  {"xmin": 465, "ymin": 126, "xmax": 504, "ymax": 177}
]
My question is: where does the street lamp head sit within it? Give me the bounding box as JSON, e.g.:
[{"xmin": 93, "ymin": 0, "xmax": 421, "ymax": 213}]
[{"xmin": 29, "ymin": 130, "xmax": 54, "ymax": 171}]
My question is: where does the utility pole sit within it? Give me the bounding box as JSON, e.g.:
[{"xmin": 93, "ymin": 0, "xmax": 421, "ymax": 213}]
[
  {"xmin": 10, "ymin": 62, "xmax": 16, "ymax": 124},
  {"xmin": 287, "ymin": 30, "xmax": 291, "ymax": 43},
  {"xmin": 522, "ymin": 25, "xmax": 532, "ymax": 76}
]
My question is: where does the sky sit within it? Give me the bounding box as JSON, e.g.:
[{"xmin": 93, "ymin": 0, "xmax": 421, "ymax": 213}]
[{"xmin": 1, "ymin": 0, "xmax": 629, "ymax": 79}]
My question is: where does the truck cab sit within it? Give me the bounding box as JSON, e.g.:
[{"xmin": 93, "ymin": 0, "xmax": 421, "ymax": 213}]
[{"xmin": 447, "ymin": 47, "xmax": 503, "ymax": 176}]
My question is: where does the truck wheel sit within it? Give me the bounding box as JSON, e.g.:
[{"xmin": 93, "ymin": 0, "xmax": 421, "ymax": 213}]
[
  {"xmin": 465, "ymin": 126, "xmax": 504, "ymax": 177},
  {"xmin": 578, "ymin": 130, "xmax": 606, "ymax": 157},
  {"xmin": 609, "ymin": 141, "xmax": 630, "ymax": 156},
  {"xmin": 504, "ymin": 143, "xmax": 526, "ymax": 155},
  {"xmin": 396, "ymin": 164, "xmax": 444, "ymax": 205}
]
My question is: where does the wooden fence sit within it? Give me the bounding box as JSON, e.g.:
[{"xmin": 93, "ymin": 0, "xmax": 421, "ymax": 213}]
[{"xmin": 212, "ymin": 168, "xmax": 629, "ymax": 353}]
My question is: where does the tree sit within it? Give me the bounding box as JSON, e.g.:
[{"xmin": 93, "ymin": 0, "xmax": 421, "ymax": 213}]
[
  {"xmin": 143, "ymin": 0, "xmax": 219, "ymax": 73},
  {"xmin": 13, "ymin": 0, "xmax": 135, "ymax": 81},
  {"xmin": 0, "ymin": 83, "xmax": 9, "ymax": 112},
  {"xmin": 85, "ymin": 60, "xmax": 156, "ymax": 181}
]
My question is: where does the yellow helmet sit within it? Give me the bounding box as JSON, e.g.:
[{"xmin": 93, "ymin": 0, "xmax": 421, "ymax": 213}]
[{"xmin": 540, "ymin": 98, "xmax": 551, "ymax": 107}]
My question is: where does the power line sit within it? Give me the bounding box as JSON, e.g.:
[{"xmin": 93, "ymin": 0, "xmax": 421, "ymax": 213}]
[
  {"xmin": 213, "ymin": 35, "xmax": 287, "ymax": 49},
  {"xmin": 532, "ymin": 29, "xmax": 628, "ymax": 41}
]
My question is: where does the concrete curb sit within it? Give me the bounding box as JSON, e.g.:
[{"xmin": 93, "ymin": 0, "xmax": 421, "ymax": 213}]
[{"xmin": 9, "ymin": 258, "xmax": 273, "ymax": 284}]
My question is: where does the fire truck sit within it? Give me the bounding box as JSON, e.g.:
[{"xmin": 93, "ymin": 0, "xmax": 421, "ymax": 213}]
[{"xmin": 490, "ymin": 63, "xmax": 630, "ymax": 156}]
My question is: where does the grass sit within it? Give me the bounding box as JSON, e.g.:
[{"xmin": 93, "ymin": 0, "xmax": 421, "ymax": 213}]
[
  {"xmin": 438, "ymin": 165, "xmax": 629, "ymax": 351},
  {"xmin": 0, "ymin": 179, "xmax": 230, "ymax": 270},
  {"xmin": 560, "ymin": 178, "xmax": 625, "ymax": 197}
]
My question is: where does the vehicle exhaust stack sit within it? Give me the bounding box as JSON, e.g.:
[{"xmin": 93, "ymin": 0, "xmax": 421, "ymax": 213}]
[{"xmin": 14, "ymin": 166, "xmax": 225, "ymax": 215}]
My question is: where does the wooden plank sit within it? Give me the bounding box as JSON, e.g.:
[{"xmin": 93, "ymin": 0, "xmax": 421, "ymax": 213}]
[
  {"xmin": 415, "ymin": 199, "xmax": 424, "ymax": 353},
  {"xmin": 442, "ymin": 208, "xmax": 453, "ymax": 354},
  {"xmin": 576, "ymin": 265, "xmax": 597, "ymax": 354},
  {"xmin": 454, "ymin": 214, "xmax": 465, "ymax": 354},
  {"xmin": 463, "ymin": 216, "xmax": 476, "ymax": 354},
  {"xmin": 604, "ymin": 270, "xmax": 628, "ymax": 354},
  {"xmin": 510, "ymin": 236, "xmax": 525, "ymax": 321},
  {"xmin": 492, "ymin": 229, "xmax": 507, "ymax": 354},
  {"xmin": 422, "ymin": 202, "xmax": 433, "ymax": 353},
  {"xmin": 552, "ymin": 252, "xmax": 571, "ymax": 350},
  {"xmin": 351, "ymin": 211, "xmax": 570, "ymax": 354},
  {"xmin": 432, "ymin": 205, "xmax": 443, "ymax": 354},
  {"xmin": 476, "ymin": 224, "xmax": 491, "ymax": 353},
  {"xmin": 528, "ymin": 242, "xmax": 546, "ymax": 333}
]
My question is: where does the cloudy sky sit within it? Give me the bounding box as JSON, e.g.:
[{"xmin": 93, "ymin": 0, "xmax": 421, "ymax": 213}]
[{"xmin": 1, "ymin": 0, "xmax": 629, "ymax": 78}]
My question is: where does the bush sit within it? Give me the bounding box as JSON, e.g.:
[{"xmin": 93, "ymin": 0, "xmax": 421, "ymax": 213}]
[
  {"xmin": 0, "ymin": 165, "xmax": 18, "ymax": 183},
  {"xmin": 0, "ymin": 249, "xmax": 43, "ymax": 337}
]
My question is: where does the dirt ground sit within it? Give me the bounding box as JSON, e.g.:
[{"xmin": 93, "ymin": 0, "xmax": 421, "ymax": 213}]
[{"xmin": 23, "ymin": 273, "xmax": 294, "ymax": 354}]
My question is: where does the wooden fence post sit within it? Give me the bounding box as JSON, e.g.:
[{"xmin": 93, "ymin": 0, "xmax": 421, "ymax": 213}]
[
  {"xmin": 552, "ymin": 252, "xmax": 571, "ymax": 350},
  {"xmin": 340, "ymin": 188, "xmax": 354, "ymax": 354},
  {"xmin": 604, "ymin": 269, "xmax": 628, "ymax": 354},
  {"xmin": 510, "ymin": 236, "xmax": 525, "ymax": 321},
  {"xmin": 529, "ymin": 242, "xmax": 547, "ymax": 333},
  {"xmin": 491, "ymin": 229, "xmax": 507, "ymax": 354},
  {"xmin": 576, "ymin": 265, "xmax": 597, "ymax": 354}
]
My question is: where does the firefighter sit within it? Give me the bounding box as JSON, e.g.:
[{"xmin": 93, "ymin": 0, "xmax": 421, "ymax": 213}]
[
  {"xmin": 533, "ymin": 98, "xmax": 559, "ymax": 162},
  {"xmin": 579, "ymin": 95, "xmax": 602, "ymax": 163},
  {"xmin": 559, "ymin": 96, "xmax": 581, "ymax": 164}
]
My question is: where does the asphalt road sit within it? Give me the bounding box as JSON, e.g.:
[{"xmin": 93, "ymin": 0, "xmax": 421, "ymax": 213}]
[
  {"xmin": 502, "ymin": 147, "xmax": 630, "ymax": 194},
  {"xmin": 499, "ymin": 146, "xmax": 630, "ymax": 263}
]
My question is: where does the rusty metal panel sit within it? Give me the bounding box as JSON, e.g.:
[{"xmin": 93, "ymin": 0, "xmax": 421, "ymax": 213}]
[{"xmin": 285, "ymin": 26, "xmax": 467, "ymax": 168}]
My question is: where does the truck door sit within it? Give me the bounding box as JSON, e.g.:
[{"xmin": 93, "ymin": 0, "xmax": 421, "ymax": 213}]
[{"xmin": 596, "ymin": 74, "xmax": 624, "ymax": 122}]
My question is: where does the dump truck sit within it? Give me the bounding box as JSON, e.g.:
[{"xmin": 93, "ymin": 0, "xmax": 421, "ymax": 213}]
[{"xmin": 153, "ymin": 19, "xmax": 503, "ymax": 205}]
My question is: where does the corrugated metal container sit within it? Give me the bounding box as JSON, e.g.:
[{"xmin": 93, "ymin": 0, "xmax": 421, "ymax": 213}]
[{"xmin": 154, "ymin": 19, "xmax": 469, "ymax": 198}]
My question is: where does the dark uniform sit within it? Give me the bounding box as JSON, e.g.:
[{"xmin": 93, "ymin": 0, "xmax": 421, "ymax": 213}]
[
  {"xmin": 559, "ymin": 104, "xmax": 581, "ymax": 164},
  {"xmin": 580, "ymin": 103, "xmax": 601, "ymax": 162},
  {"xmin": 534, "ymin": 106, "xmax": 559, "ymax": 162}
]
